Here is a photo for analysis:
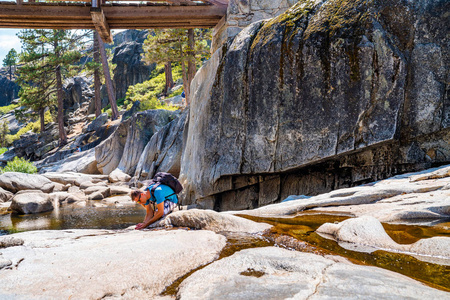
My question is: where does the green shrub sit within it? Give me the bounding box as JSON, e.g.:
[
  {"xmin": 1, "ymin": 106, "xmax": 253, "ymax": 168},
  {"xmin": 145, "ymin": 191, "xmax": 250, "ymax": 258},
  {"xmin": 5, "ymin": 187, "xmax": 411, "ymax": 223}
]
[
  {"xmin": 125, "ymin": 64, "xmax": 183, "ymax": 112},
  {"xmin": 0, "ymin": 148, "xmax": 7, "ymax": 155},
  {"xmin": 0, "ymin": 156, "xmax": 37, "ymax": 174},
  {"xmin": 4, "ymin": 110, "xmax": 53, "ymax": 146},
  {"xmin": 0, "ymin": 104, "xmax": 19, "ymax": 116}
]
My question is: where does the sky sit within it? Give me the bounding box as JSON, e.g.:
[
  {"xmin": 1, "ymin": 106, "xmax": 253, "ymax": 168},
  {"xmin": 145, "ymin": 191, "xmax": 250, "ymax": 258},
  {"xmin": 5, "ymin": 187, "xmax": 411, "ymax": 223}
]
[
  {"xmin": 0, "ymin": 29, "xmax": 125, "ymax": 64},
  {"xmin": 0, "ymin": 29, "xmax": 22, "ymax": 64}
]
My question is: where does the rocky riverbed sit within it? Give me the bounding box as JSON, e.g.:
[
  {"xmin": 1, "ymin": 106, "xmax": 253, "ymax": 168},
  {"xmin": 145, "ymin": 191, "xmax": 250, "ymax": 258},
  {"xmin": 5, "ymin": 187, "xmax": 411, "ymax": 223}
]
[{"xmin": 0, "ymin": 165, "xmax": 449, "ymax": 299}]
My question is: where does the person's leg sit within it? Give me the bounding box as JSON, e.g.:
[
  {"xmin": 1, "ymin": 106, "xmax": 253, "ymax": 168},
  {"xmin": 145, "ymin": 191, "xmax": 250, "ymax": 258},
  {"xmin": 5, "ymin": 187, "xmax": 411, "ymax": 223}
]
[{"xmin": 163, "ymin": 200, "xmax": 177, "ymax": 216}]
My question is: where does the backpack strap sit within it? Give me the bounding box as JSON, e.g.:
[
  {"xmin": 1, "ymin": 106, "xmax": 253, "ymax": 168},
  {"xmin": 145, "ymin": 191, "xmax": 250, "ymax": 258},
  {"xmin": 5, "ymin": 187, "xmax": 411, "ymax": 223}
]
[{"xmin": 144, "ymin": 182, "xmax": 160, "ymax": 206}]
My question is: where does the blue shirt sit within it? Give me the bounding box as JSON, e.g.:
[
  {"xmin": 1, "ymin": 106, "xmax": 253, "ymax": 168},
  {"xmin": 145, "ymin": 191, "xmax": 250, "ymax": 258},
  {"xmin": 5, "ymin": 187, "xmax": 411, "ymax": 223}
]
[{"xmin": 144, "ymin": 184, "xmax": 178, "ymax": 205}]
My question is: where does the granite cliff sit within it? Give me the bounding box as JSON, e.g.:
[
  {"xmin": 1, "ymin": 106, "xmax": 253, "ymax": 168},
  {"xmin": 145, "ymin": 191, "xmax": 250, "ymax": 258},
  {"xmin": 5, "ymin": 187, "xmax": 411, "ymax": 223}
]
[{"xmin": 178, "ymin": 0, "xmax": 449, "ymax": 209}]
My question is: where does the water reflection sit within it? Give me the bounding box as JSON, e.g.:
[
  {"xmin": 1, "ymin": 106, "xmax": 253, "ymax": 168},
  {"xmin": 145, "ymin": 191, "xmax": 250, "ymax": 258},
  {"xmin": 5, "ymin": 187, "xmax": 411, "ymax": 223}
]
[
  {"xmin": 241, "ymin": 212, "xmax": 450, "ymax": 291},
  {"xmin": 0, "ymin": 201, "xmax": 146, "ymax": 234}
]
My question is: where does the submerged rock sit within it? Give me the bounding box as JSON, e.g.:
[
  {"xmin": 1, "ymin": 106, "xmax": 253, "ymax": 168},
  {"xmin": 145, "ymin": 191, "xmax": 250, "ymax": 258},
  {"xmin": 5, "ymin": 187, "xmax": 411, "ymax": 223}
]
[{"xmin": 317, "ymin": 215, "xmax": 450, "ymax": 265}]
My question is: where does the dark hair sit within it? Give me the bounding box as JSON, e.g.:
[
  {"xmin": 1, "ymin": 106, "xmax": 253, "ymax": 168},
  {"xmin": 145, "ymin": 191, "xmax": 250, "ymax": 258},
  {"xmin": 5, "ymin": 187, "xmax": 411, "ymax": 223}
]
[{"xmin": 130, "ymin": 189, "xmax": 141, "ymax": 200}]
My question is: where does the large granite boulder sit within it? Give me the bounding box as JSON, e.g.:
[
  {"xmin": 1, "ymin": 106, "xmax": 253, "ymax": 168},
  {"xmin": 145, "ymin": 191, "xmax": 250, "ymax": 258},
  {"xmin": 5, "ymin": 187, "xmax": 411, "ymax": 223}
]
[
  {"xmin": 180, "ymin": 0, "xmax": 450, "ymax": 210},
  {"xmin": 134, "ymin": 108, "xmax": 189, "ymax": 180},
  {"xmin": 0, "ymin": 229, "xmax": 226, "ymax": 299},
  {"xmin": 63, "ymin": 76, "xmax": 94, "ymax": 111},
  {"xmin": 0, "ymin": 172, "xmax": 55, "ymax": 193},
  {"xmin": 162, "ymin": 209, "xmax": 272, "ymax": 233},
  {"xmin": 86, "ymin": 112, "xmax": 108, "ymax": 133},
  {"xmin": 0, "ymin": 187, "xmax": 13, "ymax": 203},
  {"xmin": 112, "ymin": 32, "xmax": 155, "ymax": 101},
  {"xmin": 177, "ymin": 247, "xmax": 449, "ymax": 299},
  {"xmin": 41, "ymin": 171, "xmax": 108, "ymax": 186},
  {"xmin": 39, "ymin": 148, "xmax": 100, "ymax": 174},
  {"xmin": 95, "ymin": 109, "xmax": 178, "ymax": 175},
  {"xmin": 10, "ymin": 191, "xmax": 54, "ymax": 214}
]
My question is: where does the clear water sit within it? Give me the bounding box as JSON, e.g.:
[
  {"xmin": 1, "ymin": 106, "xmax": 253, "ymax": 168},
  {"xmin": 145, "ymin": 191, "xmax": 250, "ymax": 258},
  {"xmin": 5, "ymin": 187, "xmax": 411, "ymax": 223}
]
[
  {"xmin": 1, "ymin": 204, "xmax": 449, "ymax": 293},
  {"xmin": 0, "ymin": 202, "xmax": 146, "ymax": 234}
]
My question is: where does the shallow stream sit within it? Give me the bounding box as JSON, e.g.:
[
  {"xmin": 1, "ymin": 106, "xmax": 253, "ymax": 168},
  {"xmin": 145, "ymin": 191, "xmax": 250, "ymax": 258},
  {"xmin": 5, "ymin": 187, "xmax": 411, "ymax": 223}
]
[{"xmin": 0, "ymin": 205, "xmax": 449, "ymax": 292}]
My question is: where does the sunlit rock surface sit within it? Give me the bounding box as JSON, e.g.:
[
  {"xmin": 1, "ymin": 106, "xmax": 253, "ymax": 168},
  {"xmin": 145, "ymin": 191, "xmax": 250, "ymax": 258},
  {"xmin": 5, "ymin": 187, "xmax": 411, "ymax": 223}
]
[
  {"xmin": 0, "ymin": 229, "xmax": 226, "ymax": 299},
  {"xmin": 235, "ymin": 164, "xmax": 450, "ymax": 223},
  {"xmin": 0, "ymin": 172, "xmax": 55, "ymax": 193},
  {"xmin": 177, "ymin": 247, "xmax": 449, "ymax": 300},
  {"xmin": 162, "ymin": 209, "xmax": 272, "ymax": 233},
  {"xmin": 10, "ymin": 192, "xmax": 54, "ymax": 214}
]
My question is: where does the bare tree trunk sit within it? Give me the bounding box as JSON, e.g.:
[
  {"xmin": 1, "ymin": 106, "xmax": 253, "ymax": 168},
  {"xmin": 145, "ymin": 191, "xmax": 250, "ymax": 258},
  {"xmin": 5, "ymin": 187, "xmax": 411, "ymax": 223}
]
[
  {"xmin": 9, "ymin": 65, "xmax": 12, "ymax": 81},
  {"xmin": 39, "ymin": 107, "xmax": 45, "ymax": 132},
  {"xmin": 164, "ymin": 61, "xmax": 174, "ymax": 96},
  {"xmin": 96, "ymin": 33, "xmax": 119, "ymax": 120},
  {"xmin": 186, "ymin": 29, "xmax": 197, "ymax": 106},
  {"xmin": 180, "ymin": 45, "xmax": 189, "ymax": 106},
  {"xmin": 93, "ymin": 31, "xmax": 102, "ymax": 117},
  {"xmin": 56, "ymin": 64, "xmax": 67, "ymax": 145}
]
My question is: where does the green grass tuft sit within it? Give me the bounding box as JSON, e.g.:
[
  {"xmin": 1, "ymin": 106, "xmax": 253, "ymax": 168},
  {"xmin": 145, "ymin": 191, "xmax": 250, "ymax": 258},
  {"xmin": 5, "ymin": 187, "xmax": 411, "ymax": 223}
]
[{"xmin": 0, "ymin": 156, "xmax": 37, "ymax": 174}]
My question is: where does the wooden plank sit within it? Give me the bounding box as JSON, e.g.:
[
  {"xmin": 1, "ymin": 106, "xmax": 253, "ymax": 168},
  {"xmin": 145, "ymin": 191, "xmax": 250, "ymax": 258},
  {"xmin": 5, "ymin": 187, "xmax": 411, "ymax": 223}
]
[
  {"xmin": 0, "ymin": 3, "xmax": 226, "ymax": 18},
  {"xmin": 0, "ymin": 2, "xmax": 227, "ymax": 29},
  {"xmin": 90, "ymin": 7, "xmax": 113, "ymax": 43}
]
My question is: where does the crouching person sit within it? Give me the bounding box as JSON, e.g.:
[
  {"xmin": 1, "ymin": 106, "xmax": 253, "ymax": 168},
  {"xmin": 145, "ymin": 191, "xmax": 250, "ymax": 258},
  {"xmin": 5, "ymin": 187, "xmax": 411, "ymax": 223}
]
[{"xmin": 131, "ymin": 183, "xmax": 178, "ymax": 230}]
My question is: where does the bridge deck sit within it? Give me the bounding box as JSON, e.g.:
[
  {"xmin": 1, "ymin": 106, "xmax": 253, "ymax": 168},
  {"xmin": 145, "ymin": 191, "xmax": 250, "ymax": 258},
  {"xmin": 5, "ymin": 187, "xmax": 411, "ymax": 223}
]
[{"xmin": 0, "ymin": 0, "xmax": 228, "ymax": 42}]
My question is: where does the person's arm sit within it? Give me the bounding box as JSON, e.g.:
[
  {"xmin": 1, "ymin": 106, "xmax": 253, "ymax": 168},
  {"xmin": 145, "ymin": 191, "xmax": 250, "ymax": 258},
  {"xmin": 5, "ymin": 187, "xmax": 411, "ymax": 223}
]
[{"xmin": 136, "ymin": 202, "xmax": 164, "ymax": 229}]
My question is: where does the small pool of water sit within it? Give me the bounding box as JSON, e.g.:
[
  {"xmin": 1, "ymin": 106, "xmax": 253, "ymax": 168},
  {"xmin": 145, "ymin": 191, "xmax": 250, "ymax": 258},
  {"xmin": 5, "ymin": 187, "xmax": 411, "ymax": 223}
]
[
  {"xmin": 241, "ymin": 212, "xmax": 450, "ymax": 292},
  {"xmin": 0, "ymin": 202, "xmax": 146, "ymax": 235}
]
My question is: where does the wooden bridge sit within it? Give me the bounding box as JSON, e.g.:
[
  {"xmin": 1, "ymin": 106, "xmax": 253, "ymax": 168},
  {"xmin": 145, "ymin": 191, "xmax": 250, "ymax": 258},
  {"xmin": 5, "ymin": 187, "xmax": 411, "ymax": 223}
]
[{"xmin": 0, "ymin": 0, "xmax": 228, "ymax": 43}]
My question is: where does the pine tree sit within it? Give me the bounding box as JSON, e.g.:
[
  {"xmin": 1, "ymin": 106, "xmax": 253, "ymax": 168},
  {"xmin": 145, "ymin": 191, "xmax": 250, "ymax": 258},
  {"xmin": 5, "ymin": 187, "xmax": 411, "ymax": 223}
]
[
  {"xmin": 142, "ymin": 29, "xmax": 211, "ymax": 105},
  {"xmin": 0, "ymin": 120, "xmax": 9, "ymax": 147},
  {"xmin": 2, "ymin": 48, "xmax": 18, "ymax": 81},
  {"xmin": 16, "ymin": 29, "xmax": 82, "ymax": 143}
]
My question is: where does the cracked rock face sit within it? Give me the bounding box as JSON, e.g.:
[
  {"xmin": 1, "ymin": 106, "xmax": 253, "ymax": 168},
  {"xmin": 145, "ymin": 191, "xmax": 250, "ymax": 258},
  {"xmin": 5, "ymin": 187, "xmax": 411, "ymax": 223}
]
[
  {"xmin": 95, "ymin": 110, "xmax": 178, "ymax": 175},
  {"xmin": 176, "ymin": 247, "xmax": 449, "ymax": 300},
  {"xmin": 180, "ymin": 0, "xmax": 450, "ymax": 210}
]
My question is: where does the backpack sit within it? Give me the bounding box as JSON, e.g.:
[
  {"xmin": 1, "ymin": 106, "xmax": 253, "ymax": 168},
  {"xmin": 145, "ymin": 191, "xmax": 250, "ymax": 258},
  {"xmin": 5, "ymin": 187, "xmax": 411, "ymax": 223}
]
[{"xmin": 148, "ymin": 172, "xmax": 183, "ymax": 202}]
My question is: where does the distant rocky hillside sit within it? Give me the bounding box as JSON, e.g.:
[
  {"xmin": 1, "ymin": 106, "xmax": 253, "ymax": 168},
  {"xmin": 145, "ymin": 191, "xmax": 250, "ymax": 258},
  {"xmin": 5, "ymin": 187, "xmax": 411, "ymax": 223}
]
[
  {"xmin": 0, "ymin": 70, "xmax": 19, "ymax": 106},
  {"xmin": 112, "ymin": 30, "xmax": 155, "ymax": 101}
]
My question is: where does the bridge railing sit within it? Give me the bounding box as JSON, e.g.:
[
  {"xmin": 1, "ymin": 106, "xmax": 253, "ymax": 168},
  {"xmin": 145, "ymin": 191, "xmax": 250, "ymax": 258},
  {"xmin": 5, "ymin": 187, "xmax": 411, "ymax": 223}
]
[{"xmin": 0, "ymin": 0, "xmax": 227, "ymax": 5}]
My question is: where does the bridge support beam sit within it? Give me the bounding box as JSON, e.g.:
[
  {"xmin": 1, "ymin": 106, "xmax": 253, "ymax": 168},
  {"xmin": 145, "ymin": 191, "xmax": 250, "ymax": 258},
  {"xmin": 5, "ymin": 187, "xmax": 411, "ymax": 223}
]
[{"xmin": 90, "ymin": 8, "xmax": 113, "ymax": 44}]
